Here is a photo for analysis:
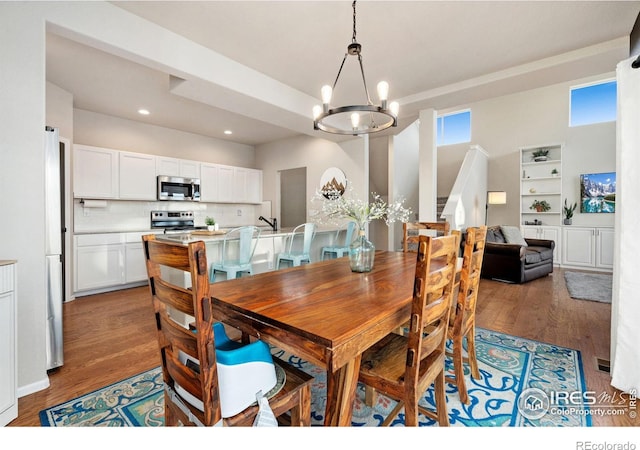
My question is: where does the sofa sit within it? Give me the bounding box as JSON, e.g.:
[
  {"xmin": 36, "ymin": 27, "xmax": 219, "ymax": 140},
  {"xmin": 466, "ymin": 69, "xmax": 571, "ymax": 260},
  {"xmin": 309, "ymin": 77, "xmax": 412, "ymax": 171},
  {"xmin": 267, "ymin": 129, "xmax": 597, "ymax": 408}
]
[{"xmin": 480, "ymin": 225, "xmax": 555, "ymax": 283}]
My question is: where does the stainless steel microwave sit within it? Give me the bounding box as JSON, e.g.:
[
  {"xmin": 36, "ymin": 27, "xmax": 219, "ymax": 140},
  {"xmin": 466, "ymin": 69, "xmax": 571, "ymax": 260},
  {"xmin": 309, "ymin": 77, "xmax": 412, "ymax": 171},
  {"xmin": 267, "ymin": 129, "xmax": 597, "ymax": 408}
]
[{"xmin": 157, "ymin": 175, "xmax": 201, "ymax": 201}]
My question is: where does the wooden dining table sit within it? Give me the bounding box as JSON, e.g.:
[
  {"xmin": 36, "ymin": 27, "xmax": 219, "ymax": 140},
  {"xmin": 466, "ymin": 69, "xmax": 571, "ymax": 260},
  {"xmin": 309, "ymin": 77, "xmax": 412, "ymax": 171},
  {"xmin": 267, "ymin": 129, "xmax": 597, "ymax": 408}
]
[{"xmin": 209, "ymin": 250, "xmax": 420, "ymax": 426}]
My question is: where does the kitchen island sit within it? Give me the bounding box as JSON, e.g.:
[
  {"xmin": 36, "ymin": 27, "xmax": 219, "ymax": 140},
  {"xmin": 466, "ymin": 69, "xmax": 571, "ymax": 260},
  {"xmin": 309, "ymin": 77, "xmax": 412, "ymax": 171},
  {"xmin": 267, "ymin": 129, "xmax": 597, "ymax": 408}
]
[
  {"xmin": 73, "ymin": 225, "xmax": 346, "ymax": 297},
  {"xmin": 157, "ymin": 225, "xmax": 343, "ymax": 278}
]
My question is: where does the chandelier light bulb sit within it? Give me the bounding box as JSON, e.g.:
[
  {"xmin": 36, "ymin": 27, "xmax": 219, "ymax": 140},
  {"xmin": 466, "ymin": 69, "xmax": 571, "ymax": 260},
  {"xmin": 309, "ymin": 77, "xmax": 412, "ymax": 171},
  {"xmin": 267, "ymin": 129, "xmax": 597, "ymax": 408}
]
[
  {"xmin": 389, "ymin": 101, "xmax": 399, "ymax": 117},
  {"xmin": 313, "ymin": 105, "xmax": 323, "ymax": 120},
  {"xmin": 351, "ymin": 113, "xmax": 360, "ymax": 129},
  {"xmin": 377, "ymin": 81, "xmax": 389, "ymax": 101},
  {"xmin": 321, "ymin": 85, "xmax": 333, "ymax": 105}
]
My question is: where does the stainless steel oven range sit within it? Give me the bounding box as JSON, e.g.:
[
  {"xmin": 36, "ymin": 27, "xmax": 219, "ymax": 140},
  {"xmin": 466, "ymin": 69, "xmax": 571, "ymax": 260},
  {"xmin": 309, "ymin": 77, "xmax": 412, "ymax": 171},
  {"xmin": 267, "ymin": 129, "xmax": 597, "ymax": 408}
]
[{"xmin": 150, "ymin": 210, "xmax": 205, "ymax": 234}]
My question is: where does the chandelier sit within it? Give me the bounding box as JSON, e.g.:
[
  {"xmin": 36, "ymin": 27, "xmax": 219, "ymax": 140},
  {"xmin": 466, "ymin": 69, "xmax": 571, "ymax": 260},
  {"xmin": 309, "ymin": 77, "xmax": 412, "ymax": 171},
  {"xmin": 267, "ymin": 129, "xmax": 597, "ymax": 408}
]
[{"xmin": 312, "ymin": 1, "xmax": 399, "ymax": 136}]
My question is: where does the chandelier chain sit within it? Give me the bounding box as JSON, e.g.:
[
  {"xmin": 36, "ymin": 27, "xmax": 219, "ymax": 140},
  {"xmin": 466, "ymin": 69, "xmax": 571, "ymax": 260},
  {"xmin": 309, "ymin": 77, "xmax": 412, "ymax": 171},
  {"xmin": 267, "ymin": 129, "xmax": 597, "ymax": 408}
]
[{"xmin": 352, "ymin": 1, "xmax": 357, "ymax": 43}]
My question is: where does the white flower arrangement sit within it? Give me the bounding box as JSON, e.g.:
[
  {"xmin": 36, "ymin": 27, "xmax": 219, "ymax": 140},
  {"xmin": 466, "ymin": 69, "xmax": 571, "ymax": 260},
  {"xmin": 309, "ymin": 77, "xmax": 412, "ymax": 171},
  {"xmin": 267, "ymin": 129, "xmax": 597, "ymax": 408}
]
[{"xmin": 311, "ymin": 182, "xmax": 412, "ymax": 232}]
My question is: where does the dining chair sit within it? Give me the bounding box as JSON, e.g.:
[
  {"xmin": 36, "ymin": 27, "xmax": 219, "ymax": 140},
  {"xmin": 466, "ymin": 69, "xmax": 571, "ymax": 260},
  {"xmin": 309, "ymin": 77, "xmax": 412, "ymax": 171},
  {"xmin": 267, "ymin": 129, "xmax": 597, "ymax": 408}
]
[
  {"xmin": 210, "ymin": 226, "xmax": 261, "ymax": 282},
  {"xmin": 403, "ymin": 221, "xmax": 450, "ymax": 253},
  {"xmin": 321, "ymin": 221, "xmax": 356, "ymax": 260},
  {"xmin": 358, "ymin": 234, "xmax": 459, "ymax": 426},
  {"xmin": 142, "ymin": 234, "xmax": 312, "ymax": 426},
  {"xmin": 276, "ymin": 222, "xmax": 316, "ymax": 269},
  {"xmin": 446, "ymin": 226, "xmax": 487, "ymax": 404}
]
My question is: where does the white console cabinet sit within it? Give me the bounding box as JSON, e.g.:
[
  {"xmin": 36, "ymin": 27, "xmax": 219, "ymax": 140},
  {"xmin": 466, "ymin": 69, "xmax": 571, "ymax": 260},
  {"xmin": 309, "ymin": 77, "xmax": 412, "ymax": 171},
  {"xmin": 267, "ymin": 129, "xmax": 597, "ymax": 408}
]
[
  {"xmin": 522, "ymin": 225, "xmax": 560, "ymax": 262},
  {"xmin": 0, "ymin": 261, "xmax": 17, "ymax": 426},
  {"xmin": 562, "ymin": 227, "xmax": 614, "ymax": 271}
]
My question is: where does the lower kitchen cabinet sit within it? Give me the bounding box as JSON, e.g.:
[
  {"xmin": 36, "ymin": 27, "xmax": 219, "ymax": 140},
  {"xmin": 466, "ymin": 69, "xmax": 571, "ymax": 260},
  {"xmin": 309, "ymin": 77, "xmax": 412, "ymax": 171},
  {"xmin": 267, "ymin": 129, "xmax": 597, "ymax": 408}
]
[
  {"xmin": 75, "ymin": 236, "xmax": 124, "ymax": 291},
  {"xmin": 0, "ymin": 262, "xmax": 17, "ymax": 426},
  {"xmin": 125, "ymin": 241, "xmax": 148, "ymax": 283},
  {"xmin": 74, "ymin": 233, "xmax": 150, "ymax": 295},
  {"xmin": 562, "ymin": 227, "xmax": 614, "ymax": 270}
]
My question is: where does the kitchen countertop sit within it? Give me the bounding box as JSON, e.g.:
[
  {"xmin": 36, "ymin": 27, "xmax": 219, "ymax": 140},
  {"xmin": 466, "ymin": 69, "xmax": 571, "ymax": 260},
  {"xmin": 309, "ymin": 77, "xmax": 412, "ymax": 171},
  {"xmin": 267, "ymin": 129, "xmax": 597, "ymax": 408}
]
[{"xmin": 156, "ymin": 226, "xmax": 340, "ymax": 243}]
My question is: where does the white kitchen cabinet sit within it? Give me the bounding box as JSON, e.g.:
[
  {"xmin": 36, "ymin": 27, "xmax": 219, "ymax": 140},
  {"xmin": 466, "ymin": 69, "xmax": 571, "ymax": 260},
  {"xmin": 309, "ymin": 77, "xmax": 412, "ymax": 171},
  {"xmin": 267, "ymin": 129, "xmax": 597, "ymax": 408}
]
[
  {"xmin": 201, "ymin": 164, "xmax": 261, "ymax": 203},
  {"xmin": 217, "ymin": 165, "xmax": 235, "ymax": 202},
  {"xmin": 199, "ymin": 163, "xmax": 220, "ymax": 202},
  {"xmin": 0, "ymin": 262, "xmax": 17, "ymax": 426},
  {"xmin": 234, "ymin": 167, "xmax": 247, "ymax": 203},
  {"xmin": 522, "ymin": 225, "xmax": 560, "ymax": 262},
  {"xmin": 74, "ymin": 233, "xmax": 153, "ymax": 295},
  {"xmin": 157, "ymin": 157, "xmax": 200, "ymax": 179},
  {"xmin": 562, "ymin": 227, "xmax": 613, "ymax": 271},
  {"xmin": 119, "ymin": 151, "xmax": 157, "ymax": 200},
  {"xmin": 125, "ymin": 242, "xmax": 147, "ymax": 283},
  {"xmin": 73, "ymin": 145, "xmax": 119, "ymax": 199},
  {"xmin": 245, "ymin": 168, "xmax": 263, "ymax": 204},
  {"xmin": 74, "ymin": 234, "xmax": 124, "ymax": 292}
]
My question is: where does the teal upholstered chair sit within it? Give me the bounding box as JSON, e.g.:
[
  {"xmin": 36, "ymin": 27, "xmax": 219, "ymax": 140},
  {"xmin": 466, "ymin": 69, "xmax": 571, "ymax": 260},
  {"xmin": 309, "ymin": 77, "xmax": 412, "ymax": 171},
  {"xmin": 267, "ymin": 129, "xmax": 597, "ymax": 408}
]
[
  {"xmin": 210, "ymin": 226, "xmax": 261, "ymax": 282},
  {"xmin": 321, "ymin": 221, "xmax": 357, "ymax": 260},
  {"xmin": 276, "ymin": 223, "xmax": 316, "ymax": 269}
]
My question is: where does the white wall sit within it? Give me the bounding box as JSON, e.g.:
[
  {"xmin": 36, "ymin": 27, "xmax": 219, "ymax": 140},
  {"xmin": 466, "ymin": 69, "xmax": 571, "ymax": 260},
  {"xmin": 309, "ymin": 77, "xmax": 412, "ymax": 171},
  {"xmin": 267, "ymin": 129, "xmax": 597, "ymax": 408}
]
[
  {"xmin": 437, "ymin": 73, "xmax": 616, "ymax": 229},
  {"xmin": 74, "ymin": 109, "xmax": 255, "ymax": 168},
  {"xmin": 255, "ymin": 134, "xmax": 367, "ymax": 225},
  {"xmin": 1, "ymin": 4, "xmax": 50, "ymax": 394}
]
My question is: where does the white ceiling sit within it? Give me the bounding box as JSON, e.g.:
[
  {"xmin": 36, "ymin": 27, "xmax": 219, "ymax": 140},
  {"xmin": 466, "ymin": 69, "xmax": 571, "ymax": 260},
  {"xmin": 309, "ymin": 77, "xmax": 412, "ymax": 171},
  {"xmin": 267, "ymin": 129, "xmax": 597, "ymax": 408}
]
[{"xmin": 45, "ymin": 1, "xmax": 640, "ymax": 146}]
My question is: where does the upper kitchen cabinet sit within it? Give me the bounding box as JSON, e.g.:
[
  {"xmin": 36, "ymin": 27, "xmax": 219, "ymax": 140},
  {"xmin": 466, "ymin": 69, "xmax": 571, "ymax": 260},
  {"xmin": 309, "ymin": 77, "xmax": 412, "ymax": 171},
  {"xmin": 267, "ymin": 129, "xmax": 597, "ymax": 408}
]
[
  {"xmin": 240, "ymin": 168, "xmax": 262, "ymax": 204},
  {"xmin": 200, "ymin": 163, "xmax": 220, "ymax": 202},
  {"xmin": 73, "ymin": 145, "xmax": 119, "ymax": 199},
  {"xmin": 157, "ymin": 157, "xmax": 200, "ymax": 179},
  {"xmin": 119, "ymin": 151, "xmax": 157, "ymax": 200},
  {"xmin": 200, "ymin": 163, "xmax": 262, "ymax": 203}
]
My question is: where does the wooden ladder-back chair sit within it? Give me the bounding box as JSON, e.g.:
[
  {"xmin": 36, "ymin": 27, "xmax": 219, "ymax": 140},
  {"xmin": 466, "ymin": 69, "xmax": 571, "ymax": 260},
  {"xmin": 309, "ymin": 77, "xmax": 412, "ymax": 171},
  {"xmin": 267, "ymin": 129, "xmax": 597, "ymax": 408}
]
[
  {"xmin": 403, "ymin": 221, "xmax": 450, "ymax": 253},
  {"xmin": 447, "ymin": 226, "xmax": 487, "ymax": 404},
  {"xmin": 358, "ymin": 234, "xmax": 459, "ymax": 426},
  {"xmin": 142, "ymin": 234, "xmax": 312, "ymax": 426}
]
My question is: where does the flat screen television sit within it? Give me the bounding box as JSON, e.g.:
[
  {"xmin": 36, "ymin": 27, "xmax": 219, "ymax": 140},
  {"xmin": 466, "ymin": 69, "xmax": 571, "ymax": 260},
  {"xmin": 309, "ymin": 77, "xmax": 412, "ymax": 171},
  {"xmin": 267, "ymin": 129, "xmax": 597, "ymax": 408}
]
[{"xmin": 580, "ymin": 172, "xmax": 616, "ymax": 213}]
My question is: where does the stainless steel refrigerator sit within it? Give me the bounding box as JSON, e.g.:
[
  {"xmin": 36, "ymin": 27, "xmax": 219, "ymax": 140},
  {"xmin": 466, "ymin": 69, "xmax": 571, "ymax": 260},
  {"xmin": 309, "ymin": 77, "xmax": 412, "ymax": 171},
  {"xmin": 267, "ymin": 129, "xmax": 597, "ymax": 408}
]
[{"xmin": 45, "ymin": 126, "xmax": 64, "ymax": 370}]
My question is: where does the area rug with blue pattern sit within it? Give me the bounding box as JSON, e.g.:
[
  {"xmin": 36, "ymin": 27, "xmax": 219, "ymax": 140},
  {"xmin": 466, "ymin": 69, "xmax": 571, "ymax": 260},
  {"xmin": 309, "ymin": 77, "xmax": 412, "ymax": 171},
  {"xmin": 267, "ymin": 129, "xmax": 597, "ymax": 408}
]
[{"xmin": 39, "ymin": 328, "xmax": 591, "ymax": 427}]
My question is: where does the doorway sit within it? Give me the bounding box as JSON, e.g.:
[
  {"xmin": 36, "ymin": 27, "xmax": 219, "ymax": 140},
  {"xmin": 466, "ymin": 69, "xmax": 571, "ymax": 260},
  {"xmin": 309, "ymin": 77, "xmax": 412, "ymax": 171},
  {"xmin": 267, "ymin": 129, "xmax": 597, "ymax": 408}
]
[{"xmin": 279, "ymin": 167, "xmax": 307, "ymax": 228}]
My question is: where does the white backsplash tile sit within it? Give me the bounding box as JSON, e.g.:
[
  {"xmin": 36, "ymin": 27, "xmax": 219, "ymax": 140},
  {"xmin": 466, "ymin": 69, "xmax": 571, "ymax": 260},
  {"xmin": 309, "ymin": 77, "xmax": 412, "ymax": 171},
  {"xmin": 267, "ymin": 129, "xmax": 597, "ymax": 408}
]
[{"xmin": 73, "ymin": 199, "xmax": 263, "ymax": 233}]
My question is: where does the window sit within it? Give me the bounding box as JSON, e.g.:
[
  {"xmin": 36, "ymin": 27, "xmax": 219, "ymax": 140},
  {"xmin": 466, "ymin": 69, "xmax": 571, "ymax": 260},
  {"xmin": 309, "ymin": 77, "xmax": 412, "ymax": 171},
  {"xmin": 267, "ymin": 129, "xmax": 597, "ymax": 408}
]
[
  {"xmin": 570, "ymin": 80, "xmax": 617, "ymax": 127},
  {"xmin": 437, "ymin": 110, "xmax": 471, "ymax": 146}
]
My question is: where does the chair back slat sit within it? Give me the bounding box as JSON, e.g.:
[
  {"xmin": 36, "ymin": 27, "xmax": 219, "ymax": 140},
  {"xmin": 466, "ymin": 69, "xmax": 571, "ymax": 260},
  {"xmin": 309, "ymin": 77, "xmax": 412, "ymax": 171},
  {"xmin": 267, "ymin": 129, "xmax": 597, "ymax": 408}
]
[
  {"xmin": 153, "ymin": 279, "xmax": 196, "ymax": 317},
  {"xmin": 403, "ymin": 221, "xmax": 450, "ymax": 253}
]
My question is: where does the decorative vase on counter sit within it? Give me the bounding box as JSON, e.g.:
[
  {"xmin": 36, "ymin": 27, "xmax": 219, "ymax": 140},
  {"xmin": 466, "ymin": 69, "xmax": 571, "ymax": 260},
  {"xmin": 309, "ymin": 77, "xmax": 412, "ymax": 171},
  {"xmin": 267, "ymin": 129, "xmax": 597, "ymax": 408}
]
[{"xmin": 349, "ymin": 231, "xmax": 375, "ymax": 273}]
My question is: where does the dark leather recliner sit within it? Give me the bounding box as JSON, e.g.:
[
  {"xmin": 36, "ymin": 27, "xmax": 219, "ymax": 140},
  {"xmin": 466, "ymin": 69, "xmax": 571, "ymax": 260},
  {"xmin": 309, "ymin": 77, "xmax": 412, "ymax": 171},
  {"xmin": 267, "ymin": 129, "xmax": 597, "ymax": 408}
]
[{"xmin": 480, "ymin": 226, "xmax": 555, "ymax": 283}]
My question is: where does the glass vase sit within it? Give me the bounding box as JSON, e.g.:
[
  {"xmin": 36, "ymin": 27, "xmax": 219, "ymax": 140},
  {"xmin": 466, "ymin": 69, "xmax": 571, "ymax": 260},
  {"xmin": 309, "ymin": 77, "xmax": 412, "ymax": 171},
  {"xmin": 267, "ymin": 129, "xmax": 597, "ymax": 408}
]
[{"xmin": 349, "ymin": 231, "xmax": 375, "ymax": 273}]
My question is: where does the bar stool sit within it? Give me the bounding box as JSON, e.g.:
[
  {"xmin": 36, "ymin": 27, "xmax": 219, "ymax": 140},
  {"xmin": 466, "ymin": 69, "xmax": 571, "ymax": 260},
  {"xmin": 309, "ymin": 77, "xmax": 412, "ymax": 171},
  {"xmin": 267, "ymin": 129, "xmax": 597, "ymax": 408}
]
[
  {"xmin": 276, "ymin": 223, "xmax": 316, "ymax": 269},
  {"xmin": 210, "ymin": 226, "xmax": 261, "ymax": 282},
  {"xmin": 321, "ymin": 221, "xmax": 356, "ymax": 260}
]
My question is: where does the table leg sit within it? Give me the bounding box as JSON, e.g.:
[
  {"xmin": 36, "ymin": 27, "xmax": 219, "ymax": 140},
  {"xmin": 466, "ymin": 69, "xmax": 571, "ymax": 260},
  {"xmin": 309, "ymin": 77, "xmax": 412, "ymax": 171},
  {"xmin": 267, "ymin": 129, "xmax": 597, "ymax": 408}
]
[{"xmin": 323, "ymin": 354, "xmax": 362, "ymax": 426}]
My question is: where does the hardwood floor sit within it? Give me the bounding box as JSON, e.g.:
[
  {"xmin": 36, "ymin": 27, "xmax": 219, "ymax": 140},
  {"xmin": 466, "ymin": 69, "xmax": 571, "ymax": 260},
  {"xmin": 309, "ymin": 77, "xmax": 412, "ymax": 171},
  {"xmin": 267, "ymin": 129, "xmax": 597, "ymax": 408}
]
[{"xmin": 8, "ymin": 267, "xmax": 633, "ymax": 426}]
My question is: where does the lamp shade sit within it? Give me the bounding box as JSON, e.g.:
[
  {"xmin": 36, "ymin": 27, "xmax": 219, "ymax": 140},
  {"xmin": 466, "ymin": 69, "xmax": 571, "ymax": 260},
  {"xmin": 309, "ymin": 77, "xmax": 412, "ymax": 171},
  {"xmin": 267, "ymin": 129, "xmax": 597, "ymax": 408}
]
[{"xmin": 487, "ymin": 191, "xmax": 507, "ymax": 205}]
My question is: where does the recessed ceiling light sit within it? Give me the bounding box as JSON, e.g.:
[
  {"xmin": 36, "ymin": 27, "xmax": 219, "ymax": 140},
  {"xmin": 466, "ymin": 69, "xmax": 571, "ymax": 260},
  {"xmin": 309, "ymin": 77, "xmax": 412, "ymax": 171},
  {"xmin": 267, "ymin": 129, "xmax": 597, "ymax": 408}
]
[
  {"xmin": 138, "ymin": 109, "xmax": 150, "ymax": 115},
  {"xmin": 224, "ymin": 130, "xmax": 233, "ymax": 135}
]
